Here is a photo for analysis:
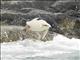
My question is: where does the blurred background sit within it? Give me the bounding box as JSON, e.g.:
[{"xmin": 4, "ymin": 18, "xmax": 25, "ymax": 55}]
[{"xmin": 0, "ymin": 0, "xmax": 80, "ymax": 42}]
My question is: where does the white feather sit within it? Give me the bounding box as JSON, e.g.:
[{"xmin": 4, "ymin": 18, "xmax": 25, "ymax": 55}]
[{"xmin": 25, "ymin": 18, "xmax": 51, "ymax": 39}]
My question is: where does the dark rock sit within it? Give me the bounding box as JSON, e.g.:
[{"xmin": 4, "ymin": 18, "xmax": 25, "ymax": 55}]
[
  {"xmin": 1, "ymin": 1, "xmax": 80, "ymax": 39},
  {"xmin": 49, "ymin": 1, "xmax": 80, "ymax": 13}
]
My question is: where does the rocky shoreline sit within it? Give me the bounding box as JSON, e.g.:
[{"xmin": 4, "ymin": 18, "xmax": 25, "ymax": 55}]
[{"xmin": 1, "ymin": 0, "xmax": 80, "ymax": 42}]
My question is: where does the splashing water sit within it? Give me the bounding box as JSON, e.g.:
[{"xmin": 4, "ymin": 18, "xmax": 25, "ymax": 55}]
[{"xmin": 1, "ymin": 34, "xmax": 80, "ymax": 60}]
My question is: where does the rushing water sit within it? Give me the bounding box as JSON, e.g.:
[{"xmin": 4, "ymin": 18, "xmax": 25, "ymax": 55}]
[{"xmin": 1, "ymin": 34, "xmax": 80, "ymax": 60}]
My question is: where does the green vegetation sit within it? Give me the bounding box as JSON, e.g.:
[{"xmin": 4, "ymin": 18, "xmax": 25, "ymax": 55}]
[
  {"xmin": 59, "ymin": 18, "xmax": 75, "ymax": 32},
  {"xmin": 0, "ymin": 26, "xmax": 54, "ymax": 43},
  {"xmin": 0, "ymin": 26, "xmax": 23, "ymax": 43}
]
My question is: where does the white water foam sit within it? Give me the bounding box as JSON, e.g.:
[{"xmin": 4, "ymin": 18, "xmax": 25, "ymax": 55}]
[{"xmin": 1, "ymin": 34, "xmax": 80, "ymax": 60}]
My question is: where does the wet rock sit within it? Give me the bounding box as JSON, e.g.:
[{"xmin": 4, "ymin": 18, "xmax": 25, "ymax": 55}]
[{"xmin": 1, "ymin": 9, "xmax": 55, "ymax": 26}]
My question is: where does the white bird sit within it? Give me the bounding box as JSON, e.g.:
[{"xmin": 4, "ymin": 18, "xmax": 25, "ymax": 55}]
[{"xmin": 25, "ymin": 18, "xmax": 51, "ymax": 40}]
